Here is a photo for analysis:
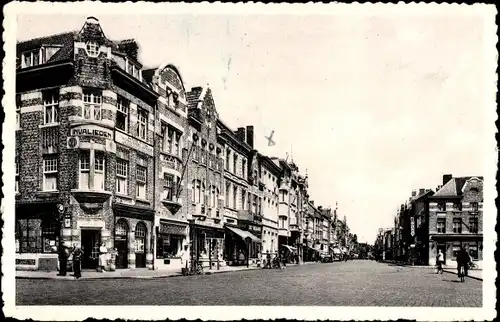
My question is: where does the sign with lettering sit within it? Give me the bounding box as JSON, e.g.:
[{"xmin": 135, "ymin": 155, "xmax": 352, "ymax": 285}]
[
  {"xmin": 16, "ymin": 259, "xmax": 36, "ymax": 266},
  {"xmin": 71, "ymin": 125, "xmax": 113, "ymax": 139},
  {"xmin": 410, "ymin": 217, "xmax": 415, "ymax": 237},
  {"xmin": 115, "ymin": 131, "xmax": 154, "ymax": 156}
]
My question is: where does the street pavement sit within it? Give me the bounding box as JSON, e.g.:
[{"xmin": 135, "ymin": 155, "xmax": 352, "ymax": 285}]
[{"xmin": 16, "ymin": 260, "xmax": 482, "ymax": 306}]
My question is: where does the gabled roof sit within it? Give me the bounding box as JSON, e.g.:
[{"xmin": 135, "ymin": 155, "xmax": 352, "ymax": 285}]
[
  {"xmin": 186, "ymin": 87, "xmax": 204, "ymax": 110},
  {"xmin": 433, "ymin": 176, "xmax": 483, "ymax": 197},
  {"xmin": 17, "ymin": 31, "xmax": 76, "ymax": 65}
]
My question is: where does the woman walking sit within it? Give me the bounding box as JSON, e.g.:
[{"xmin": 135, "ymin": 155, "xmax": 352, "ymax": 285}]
[{"xmin": 436, "ymin": 249, "xmax": 444, "ymax": 274}]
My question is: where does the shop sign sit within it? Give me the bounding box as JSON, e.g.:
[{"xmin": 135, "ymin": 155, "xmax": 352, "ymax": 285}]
[
  {"xmin": 16, "ymin": 259, "xmax": 36, "ymax": 266},
  {"xmin": 159, "ymin": 222, "xmax": 187, "ymax": 236},
  {"xmin": 410, "ymin": 217, "xmax": 415, "ymax": 237},
  {"xmin": 248, "ymin": 225, "xmax": 260, "ymax": 232},
  {"xmin": 115, "ymin": 131, "xmax": 154, "ymax": 156},
  {"xmin": 71, "ymin": 125, "xmax": 113, "ymax": 140}
]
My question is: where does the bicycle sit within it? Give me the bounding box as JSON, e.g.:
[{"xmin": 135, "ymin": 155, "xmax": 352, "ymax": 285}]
[{"xmin": 468, "ymin": 261, "xmax": 477, "ymax": 270}]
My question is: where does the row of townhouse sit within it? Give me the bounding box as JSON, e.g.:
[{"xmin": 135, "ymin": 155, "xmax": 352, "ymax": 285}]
[
  {"xmin": 374, "ymin": 174, "xmax": 483, "ymax": 268},
  {"xmin": 14, "ymin": 17, "xmax": 344, "ymax": 272}
]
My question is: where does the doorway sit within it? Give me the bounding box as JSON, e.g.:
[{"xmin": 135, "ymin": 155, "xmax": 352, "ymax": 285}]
[
  {"xmin": 81, "ymin": 229, "xmax": 101, "ymax": 269},
  {"xmin": 135, "ymin": 222, "xmax": 147, "ymax": 268},
  {"xmin": 115, "ymin": 219, "xmax": 129, "ymax": 269}
]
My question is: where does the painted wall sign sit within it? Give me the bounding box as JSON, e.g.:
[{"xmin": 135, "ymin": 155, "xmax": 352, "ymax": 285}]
[
  {"xmin": 71, "ymin": 125, "xmax": 113, "ymax": 139},
  {"xmin": 115, "ymin": 131, "xmax": 154, "ymax": 156}
]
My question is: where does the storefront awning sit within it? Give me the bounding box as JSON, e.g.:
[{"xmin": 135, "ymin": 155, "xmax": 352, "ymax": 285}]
[
  {"xmin": 281, "ymin": 245, "xmax": 297, "ymax": 252},
  {"xmin": 226, "ymin": 226, "xmax": 261, "ymax": 242}
]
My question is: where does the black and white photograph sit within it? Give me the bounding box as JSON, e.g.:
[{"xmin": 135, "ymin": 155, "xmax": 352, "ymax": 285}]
[{"xmin": 2, "ymin": 2, "xmax": 497, "ymax": 321}]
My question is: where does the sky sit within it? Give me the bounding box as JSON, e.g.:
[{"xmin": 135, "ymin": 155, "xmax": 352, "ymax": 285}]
[{"xmin": 15, "ymin": 8, "xmax": 494, "ymax": 244}]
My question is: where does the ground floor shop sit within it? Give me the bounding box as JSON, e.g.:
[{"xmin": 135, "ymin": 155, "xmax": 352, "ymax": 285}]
[
  {"xmin": 428, "ymin": 235, "xmax": 483, "ymax": 268},
  {"xmin": 154, "ymin": 219, "xmax": 188, "ymax": 271},
  {"xmin": 193, "ymin": 224, "xmax": 225, "ymax": 269},
  {"xmin": 15, "ymin": 201, "xmax": 154, "ymax": 272},
  {"xmin": 225, "ymin": 225, "xmax": 261, "ymax": 266}
]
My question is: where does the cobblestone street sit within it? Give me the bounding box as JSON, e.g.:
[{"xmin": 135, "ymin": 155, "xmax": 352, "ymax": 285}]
[{"xmin": 16, "ymin": 260, "xmax": 482, "ymax": 306}]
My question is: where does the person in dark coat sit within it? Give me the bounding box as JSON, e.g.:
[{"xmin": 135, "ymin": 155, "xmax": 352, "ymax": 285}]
[
  {"xmin": 72, "ymin": 244, "xmax": 83, "ymax": 279},
  {"xmin": 57, "ymin": 243, "xmax": 69, "ymax": 276},
  {"xmin": 457, "ymin": 247, "xmax": 471, "ymax": 278}
]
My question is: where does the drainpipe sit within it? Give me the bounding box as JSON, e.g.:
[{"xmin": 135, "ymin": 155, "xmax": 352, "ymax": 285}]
[{"xmin": 152, "ymin": 102, "xmax": 158, "ymax": 270}]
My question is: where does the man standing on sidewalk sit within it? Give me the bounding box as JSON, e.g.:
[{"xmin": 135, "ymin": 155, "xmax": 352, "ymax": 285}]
[
  {"xmin": 72, "ymin": 244, "xmax": 83, "ymax": 279},
  {"xmin": 57, "ymin": 242, "xmax": 70, "ymax": 276}
]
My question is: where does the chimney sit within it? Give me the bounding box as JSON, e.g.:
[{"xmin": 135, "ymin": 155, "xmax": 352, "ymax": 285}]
[
  {"xmin": 118, "ymin": 39, "xmax": 139, "ymax": 61},
  {"xmin": 411, "ymin": 190, "xmax": 417, "ymax": 197},
  {"xmin": 235, "ymin": 127, "xmax": 246, "ymax": 143},
  {"xmin": 419, "ymin": 188, "xmax": 425, "ymax": 195},
  {"xmin": 443, "ymin": 174, "xmax": 453, "ymax": 186},
  {"xmin": 246, "ymin": 125, "xmax": 254, "ymax": 148}
]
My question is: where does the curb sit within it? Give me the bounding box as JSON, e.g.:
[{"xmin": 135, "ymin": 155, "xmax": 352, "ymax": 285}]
[{"xmin": 443, "ymin": 269, "xmax": 483, "ymax": 282}]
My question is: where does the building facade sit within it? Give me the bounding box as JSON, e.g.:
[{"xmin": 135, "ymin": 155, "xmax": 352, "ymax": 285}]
[
  {"xmin": 428, "ymin": 175, "xmax": 484, "ymax": 268},
  {"xmin": 259, "ymin": 154, "xmax": 280, "ymax": 256},
  {"xmin": 15, "ymin": 17, "xmax": 157, "ymax": 271}
]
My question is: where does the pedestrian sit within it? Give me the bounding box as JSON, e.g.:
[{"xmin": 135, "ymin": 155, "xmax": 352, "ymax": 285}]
[
  {"xmin": 98, "ymin": 242, "xmax": 107, "ymax": 272},
  {"xmin": 72, "ymin": 244, "xmax": 83, "ymax": 279},
  {"xmin": 257, "ymin": 251, "xmax": 262, "ymax": 267},
  {"xmin": 180, "ymin": 245, "xmax": 190, "ymax": 269},
  {"xmin": 265, "ymin": 252, "xmax": 272, "ymax": 269},
  {"xmin": 457, "ymin": 247, "xmax": 471, "ymax": 280},
  {"xmin": 436, "ymin": 249, "xmax": 444, "ymax": 274},
  {"xmin": 58, "ymin": 242, "xmax": 71, "ymax": 276}
]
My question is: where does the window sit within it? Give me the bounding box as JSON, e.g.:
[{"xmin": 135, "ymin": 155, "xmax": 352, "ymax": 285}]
[
  {"xmin": 280, "ymin": 191, "xmax": 287, "ymax": 202},
  {"xmin": 15, "ymin": 156, "xmax": 19, "ymax": 193},
  {"xmin": 164, "ymin": 174, "xmax": 175, "ymax": 201},
  {"xmin": 79, "ymin": 152, "xmax": 90, "ymax": 189},
  {"xmin": 470, "ymin": 187, "xmax": 479, "ymax": 193},
  {"xmin": 83, "ymin": 90, "xmax": 102, "ymax": 120},
  {"xmin": 22, "ymin": 50, "xmax": 41, "ymax": 68},
  {"xmin": 469, "ymin": 217, "xmax": 478, "ymax": 233},
  {"xmin": 201, "ymin": 146, "xmax": 207, "ymax": 165},
  {"xmin": 226, "ymin": 149, "xmax": 230, "ymax": 170},
  {"xmin": 233, "ymin": 154, "xmax": 238, "ymax": 175},
  {"xmin": 452, "ymin": 218, "xmax": 462, "ymax": 234},
  {"xmin": 137, "ymin": 109, "xmax": 148, "ymax": 140},
  {"xmin": 136, "ymin": 165, "xmax": 147, "ymax": 199},
  {"xmin": 115, "ymin": 220, "xmax": 128, "ymax": 236},
  {"xmin": 116, "ymin": 97, "xmax": 129, "ymax": 132},
  {"xmin": 242, "ymin": 160, "xmax": 246, "ymax": 179},
  {"xmin": 471, "ymin": 202, "xmax": 479, "ymax": 212},
  {"xmin": 157, "ymin": 235, "xmax": 182, "ymax": 259},
  {"xmin": 42, "ymin": 219, "xmax": 59, "ymax": 253},
  {"xmin": 210, "ymin": 186, "xmax": 217, "ymax": 208},
  {"xmin": 43, "ymin": 90, "xmax": 59, "ymax": 124},
  {"xmin": 436, "ymin": 218, "xmax": 446, "ymax": 233},
  {"xmin": 241, "ymin": 189, "xmax": 247, "ymax": 210},
  {"xmin": 279, "ymin": 217, "xmax": 286, "ymax": 229},
  {"xmin": 135, "ymin": 223, "xmax": 147, "ymax": 253},
  {"xmin": 43, "ymin": 155, "xmax": 58, "ymax": 191},
  {"xmin": 16, "ymin": 101, "xmax": 21, "ymax": 130},
  {"xmin": 116, "ymin": 159, "xmax": 128, "ymax": 195},
  {"xmin": 94, "ymin": 152, "xmax": 105, "ymax": 191},
  {"xmin": 233, "ymin": 186, "xmax": 238, "ymax": 209},
  {"xmin": 453, "ymin": 202, "xmax": 462, "ymax": 211},
  {"xmin": 437, "ymin": 201, "xmax": 446, "ymax": 211},
  {"xmin": 225, "ymin": 182, "xmax": 231, "ymax": 207},
  {"xmin": 86, "ymin": 42, "xmax": 100, "ymax": 57},
  {"xmin": 166, "ymin": 87, "xmax": 178, "ymax": 110},
  {"xmin": 469, "ymin": 242, "xmax": 478, "ymax": 260}
]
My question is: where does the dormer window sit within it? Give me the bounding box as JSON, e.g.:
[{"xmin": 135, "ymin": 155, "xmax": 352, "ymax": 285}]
[
  {"xmin": 21, "ymin": 49, "xmax": 41, "ymax": 68},
  {"xmin": 86, "ymin": 42, "xmax": 100, "ymax": 58},
  {"xmin": 166, "ymin": 87, "xmax": 178, "ymax": 110},
  {"xmin": 125, "ymin": 58, "xmax": 141, "ymax": 80}
]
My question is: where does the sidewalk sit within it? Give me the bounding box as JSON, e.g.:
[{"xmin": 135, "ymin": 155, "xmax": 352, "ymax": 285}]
[
  {"xmin": 16, "ymin": 265, "xmax": 261, "ymax": 280},
  {"xmin": 381, "ymin": 260, "xmax": 483, "ymax": 281}
]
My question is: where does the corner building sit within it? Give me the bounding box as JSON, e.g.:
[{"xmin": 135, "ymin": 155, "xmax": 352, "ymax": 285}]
[{"xmin": 15, "ymin": 17, "xmax": 156, "ymax": 271}]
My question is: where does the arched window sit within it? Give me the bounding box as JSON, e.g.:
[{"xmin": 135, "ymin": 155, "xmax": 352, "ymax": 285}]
[
  {"xmin": 115, "ymin": 219, "xmax": 129, "ymax": 236},
  {"xmin": 135, "ymin": 222, "xmax": 147, "ymax": 253}
]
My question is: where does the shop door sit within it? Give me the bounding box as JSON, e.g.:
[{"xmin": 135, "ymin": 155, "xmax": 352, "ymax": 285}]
[
  {"xmin": 135, "ymin": 222, "xmax": 147, "ymax": 268},
  {"xmin": 81, "ymin": 229, "xmax": 101, "ymax": 269},
  {"xmin": 115, "ymin": 220, "xmax": 129, "ymax": 269}
]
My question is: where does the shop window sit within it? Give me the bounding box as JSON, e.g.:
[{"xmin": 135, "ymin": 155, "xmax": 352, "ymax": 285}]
[
  {"xmin": 17, "ymin": 218, "xmax": 42, "ymax": 253},
  {"xmin": 469, "ymin": 217, "xmax": 478, "ymax": 233},
  {"xmin": 157, "ymin": 235, "xmax": 182, "ymax": 259},
  {"xmin": 79, "ymin": 152, "xmax": 90, "ymax": 189},
  {"xmin": 83, "ymin": 90, "xmax": 102, "ymax": 120},
  {"xmin": 116, "ymin": 97, "xmax": 129, "ymax": 132},
  {"xmin": 136, "ymin": 165, "xmax": 147, "ymax": 199},
  {"xmin": 116, "ymin": 158, "xmax": 128, "ymax": 195},
  {"xmin": 137, "ymin": 108, "xmax": 148, "ymax": 140},
  {"xmin": 43, "ymin": 90, "xmax": 59, "ymax": 125},
  {"xmin": 469, "ymin": 242, "xmax": 479, "ymax": 260},
  {"xmin": 43, "ymin": 155, "xmax": 58, "ymax": 191},
  {"xmin": 452, "ymin": 243, "xmax": 461, "ymax": 259},
  {"xmin": 135, "ymin": 222, "xmax": 147, "ymax": 252},
  {"xmin": 94, "ymin": 152, "xmax": 105, "ymax": 191},
  {"xmin": 42, "ymin": 219, "xmax": 59, "ymax": 253},
  {"xmin": 436, "ymin": 218, "xmax": 446, "ymax": 233}
]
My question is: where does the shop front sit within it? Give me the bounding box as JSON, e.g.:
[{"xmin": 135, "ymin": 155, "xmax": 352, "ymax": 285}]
[
  {"xmin": 428, "ymin": 235, "xmax": 483, "ymax": 268},
  {"xmin": 192, "ymin": 224, "xmax": 225, "ymax": 270},
  {"xmin": 155, "ymin": 219, "xmax": 188, "ymax": 270},
  {"xmin": 225, "ymin": 225, "xmax": 261, "ymax": 266}
]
